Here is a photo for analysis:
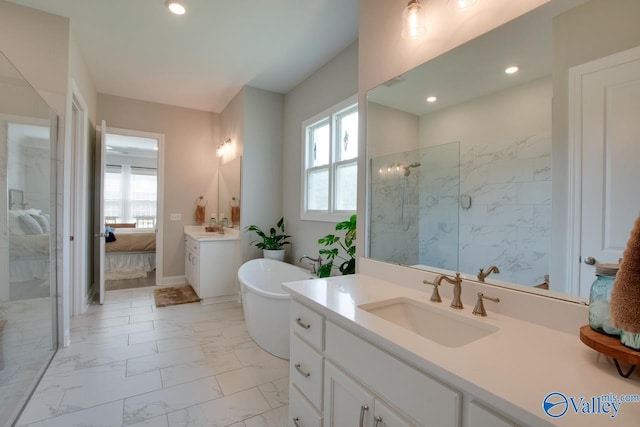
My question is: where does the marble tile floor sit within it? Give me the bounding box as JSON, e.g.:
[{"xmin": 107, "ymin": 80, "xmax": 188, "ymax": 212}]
[{"xmin": 16, "ymin": 286, "xmax": 290, "ymax": 427}]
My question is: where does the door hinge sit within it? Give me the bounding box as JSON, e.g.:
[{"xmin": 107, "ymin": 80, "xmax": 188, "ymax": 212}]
[{"xmin": 70, "ymin": 235, "xmax": 75, "ymax": 241}]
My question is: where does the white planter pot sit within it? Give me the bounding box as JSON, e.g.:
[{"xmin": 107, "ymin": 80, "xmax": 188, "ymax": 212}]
[{"xmin": 262, "ymin": 249, "xmax": 285, "ymax": 261}]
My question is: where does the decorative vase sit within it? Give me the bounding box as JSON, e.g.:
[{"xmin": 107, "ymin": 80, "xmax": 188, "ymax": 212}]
[
  {"xmin": 263, "ymin": 249, "xmax": 285, "ymax": 261},
  {"xmin": 588, "ymin": 264, "xmax": 620, "ymax": 336}
]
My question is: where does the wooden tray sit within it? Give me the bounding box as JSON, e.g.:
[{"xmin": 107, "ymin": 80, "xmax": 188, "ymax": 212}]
[{"xmin": 580, "ymin": 325, "xmax": 639, "ymax": 378}]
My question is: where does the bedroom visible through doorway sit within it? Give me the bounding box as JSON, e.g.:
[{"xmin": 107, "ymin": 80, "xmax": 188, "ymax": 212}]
[{"xmin": 103, "ymin": 132, "xmax": 160, "ymax": 291}]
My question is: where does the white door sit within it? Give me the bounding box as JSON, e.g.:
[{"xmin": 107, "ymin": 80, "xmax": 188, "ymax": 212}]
[
  {"xmin": 94, "ymin": 120, "xmax": 106, "ymax": 304},
  {"xmin": 324, "ymin": 361, "xmax": 375, "ymax": 427},
  {"xmin": 374, "ymin": 399, "xmax": 414, "ymax": 427},
  {"xmin": 572, "ymin": 47, "xmax": 640, "ymax": 297}
]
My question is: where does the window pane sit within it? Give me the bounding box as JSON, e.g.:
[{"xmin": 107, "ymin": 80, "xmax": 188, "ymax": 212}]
[
  {"xmin": 309, "ymin": 120, "xmax": 330, "ymax": 167},
  {"xmin": 130, "ymin": 173, "xmax": 157, "ymax": 219},
  {"xmin": 337, "ymin": 109, "xmax": 358, "ymax": 161},
  {"xmin": 335, "ymin": 162, "xmax": 357, "ymax": 211},
  {"xmin": 104, "ymin": 171, "xmax": 122, "ymax": 218},
  {"xmin": 307, "ymin": 168, "xmax": 329, "ymax": 210}
]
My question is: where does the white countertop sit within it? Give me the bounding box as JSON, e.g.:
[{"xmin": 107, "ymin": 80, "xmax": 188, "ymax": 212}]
[
  {"xmin": 283, "ymin": 274, "xmax": 640, "ymax": 426},
  {"xmin": 184, "ymin": 225, "xmax": 240, "ymax": 241}
]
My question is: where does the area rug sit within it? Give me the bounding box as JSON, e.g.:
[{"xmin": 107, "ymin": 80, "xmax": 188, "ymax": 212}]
[{"xmin": 154, "ymin": 285, "xmax": 200, "ymax": 307}]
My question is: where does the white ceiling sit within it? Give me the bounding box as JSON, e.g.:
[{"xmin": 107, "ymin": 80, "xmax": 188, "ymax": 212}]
[
  {"xmin": 367, "ymin": 0, "xmax": 585, "ymax": 116},
  {"xmin": 9, "ymin": 0, "xmax": 359, "ymax": 113}
]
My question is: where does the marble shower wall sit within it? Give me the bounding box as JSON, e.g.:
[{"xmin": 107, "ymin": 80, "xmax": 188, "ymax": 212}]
[
  {"xmin": 418, "ymin": 142, "xmax": 459, "ymax": 271},
  {"xmin": 458, "ymin": 133, "xmax": 551, "ymax": 286},
  {"xmin": 370, "ymin": 143, "xmax": 460, "ymax": 268},
  {"xmin": 370, "ymin": 134, "xmax": 551, "ymax": 286},
  {"xmin": 370, "ymin": 151, "xmax": 421, "ymax": 266}
]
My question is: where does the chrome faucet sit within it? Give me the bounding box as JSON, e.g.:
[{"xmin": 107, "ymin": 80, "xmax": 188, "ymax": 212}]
[
  {"xmin": 299, "ymin": 255, "xmax": 323, "ymax": 275},
  {"xmin": 477, "ymin": 265, "xmax": 500, "ymax": 282},
  {"xmin": 434, "ymin": 272, "xmax": 463, "ymax": 309}
]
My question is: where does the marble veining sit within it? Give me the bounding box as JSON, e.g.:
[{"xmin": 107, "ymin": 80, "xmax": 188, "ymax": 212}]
[
  {"xmin": 370, "ymin": 133, "xmax": 551, "ymax": 285},
  {"xmin": 16, "ymin": 287, "xmax": 290, "ymax": 427}
]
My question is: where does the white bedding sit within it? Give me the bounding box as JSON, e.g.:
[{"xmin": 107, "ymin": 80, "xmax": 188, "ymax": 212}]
[{"xmin": 9, "ymin": 234, "xmax": 50, "ymax": 282}]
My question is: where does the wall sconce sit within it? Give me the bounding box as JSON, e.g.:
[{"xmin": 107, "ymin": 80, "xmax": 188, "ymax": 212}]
[
  {"xmin": 217, "ymin": 138, "xmax": 231, "ymax": 157},
  {"xmin": 401, "ymin": 0, "xmax": 427, "ymax": 40}
]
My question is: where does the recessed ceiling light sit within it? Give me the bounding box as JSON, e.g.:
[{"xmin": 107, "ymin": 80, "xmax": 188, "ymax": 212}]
[
  {"xmin": 505, "ymin": 66, "xmax": 519, "ymax": 74},
  {"xmin": 166, "ymin": 1, "xmax": 186, "ymax": 15},
  {"xmin": 426, "ymin": 96, "xmax": 438, "ymax": 103},
  {"xmin": 106, "ymin": 146, "xmax": 113, "ymax": 150}
]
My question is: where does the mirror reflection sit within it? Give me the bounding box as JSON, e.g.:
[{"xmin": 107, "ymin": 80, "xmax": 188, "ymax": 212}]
[
  {"xmin": 218, "ymin": 156, "xmax": 241, "ymax": 227},
  {"xmin": 0, "ymin": 50, "xmax": 57, "ymax": 424},
  {"xmin": 367, "ymin": 0, "xmax": 640, "ymax": 298}
]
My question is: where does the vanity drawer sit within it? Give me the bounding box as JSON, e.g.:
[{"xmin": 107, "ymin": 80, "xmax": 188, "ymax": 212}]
[
  {"xmin": 290, "ymin": 333, "xmax": 324, "ymax": 410},
  {"xmin": 325, "ymin": 321, "xmax": 461, "ymax": 426},
  {"xmin": 291, "ymin": 301, "xmax": 324, "ymax": 351},
  {"xmin": 289, "ymin": 385, "xmax": 323, "ymax": 427}
]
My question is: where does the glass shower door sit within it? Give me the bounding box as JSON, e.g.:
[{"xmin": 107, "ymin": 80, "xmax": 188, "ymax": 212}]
[{"xmin": 0, "ymin": 51, "xmax": 58, "ymax": 426}]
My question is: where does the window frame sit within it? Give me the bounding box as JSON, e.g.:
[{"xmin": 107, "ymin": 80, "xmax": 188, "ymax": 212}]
[{"xmin": 301, "ymin": 94, "xmax": 358, "ymax": 222}]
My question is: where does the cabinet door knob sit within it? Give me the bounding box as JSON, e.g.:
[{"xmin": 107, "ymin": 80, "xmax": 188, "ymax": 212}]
[
  {"xmin": 359, "ymin": 404, "xmax": 369, "ymax": 427},
  {"xmin": 292, "ymin": 416, "xmax": 301, "ymax": 427}
]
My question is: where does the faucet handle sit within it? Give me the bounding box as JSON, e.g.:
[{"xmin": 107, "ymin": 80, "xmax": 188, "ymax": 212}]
[
  {"xmin": 472, "ymin": 292, "xmax": 500, "ymax": 317},
  {"xmin": 422, "ymin": 279, "xmax": 442, "ymax": 303}
]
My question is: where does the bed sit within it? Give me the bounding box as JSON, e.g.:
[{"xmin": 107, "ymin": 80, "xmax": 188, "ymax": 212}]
[
  {"xmin": 105, "ymin": 227, "xmax": 156, "ymax": 280},
  {"xmin": 8, "ymin": 209, "xmax": 51, "ymax": 283}
]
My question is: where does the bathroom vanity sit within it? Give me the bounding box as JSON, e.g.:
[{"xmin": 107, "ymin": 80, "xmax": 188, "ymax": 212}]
[
  {"xmin": 183, "ymin": 226, "xmax": 240, "ymax": 303},
  {"xmin": 284, "ymin": 259, "xmax": 640, "ymax": 427}
]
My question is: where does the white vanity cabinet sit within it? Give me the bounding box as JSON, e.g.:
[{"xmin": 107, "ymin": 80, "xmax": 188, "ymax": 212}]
[
  {"xmin": 324, "ymin": 361, "xmax": 415, "ymax": 427},
  {"xmin": 183, "ymin": 232, "xmax": 240, "ymax": 303},
  {"xmin": 184, "ymin": 236, "xmax": 200, "ymax": 295},
  {"xmin": 289, "ymin": 297, "xmax": 523, "ymax": 427},
  {"xmin": 289, "ymin": 301, "xmax": 325, "ymax": 427}
]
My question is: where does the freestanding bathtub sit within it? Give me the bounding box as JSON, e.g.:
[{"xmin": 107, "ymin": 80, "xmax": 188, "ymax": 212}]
[{"xmin": 237, "ymin": 258, "xmax": 313, "ymax": 359}]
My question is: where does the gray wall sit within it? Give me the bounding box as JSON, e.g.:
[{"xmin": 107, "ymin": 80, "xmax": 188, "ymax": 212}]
[{"xmin": 282, "ymin": 41, "xmax": 358, "ymax": 268}]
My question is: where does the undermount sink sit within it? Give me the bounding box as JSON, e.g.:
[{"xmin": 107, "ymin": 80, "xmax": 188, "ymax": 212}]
[{"xmin": 358, "ymin": 297, "xmax": 499, "ymax": 348}]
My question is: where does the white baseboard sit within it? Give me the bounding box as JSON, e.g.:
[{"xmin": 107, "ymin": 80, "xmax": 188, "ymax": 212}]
[
  {"xmin": 200, "ymin": 294, "xmax": 239, "ymax": 305},
  {"xmin": 160, "ymin": 275, "xmax": 186, "ymax": 286}
]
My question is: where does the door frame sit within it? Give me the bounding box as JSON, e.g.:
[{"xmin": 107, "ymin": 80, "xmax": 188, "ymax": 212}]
[
  {"xmin": 567, "ymin": 45, "xmax": 640, "ymax": 296},
  {"xmin": 67, "ymin": 80, "xmax": 90, "ymax": 316},
  {"xmin": 101, "ymin": 126, "xmax": 165, "ymax": 286}
]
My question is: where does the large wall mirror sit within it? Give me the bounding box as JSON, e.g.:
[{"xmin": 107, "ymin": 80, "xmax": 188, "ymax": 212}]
[{"xmin": 367, "ymin": 0, "xmax": 640, "ymax": 301}]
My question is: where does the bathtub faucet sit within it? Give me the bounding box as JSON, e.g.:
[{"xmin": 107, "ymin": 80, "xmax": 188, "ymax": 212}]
[{"xmin": 299, "ymin": 255, "xmax": 323, "ymax": 275}]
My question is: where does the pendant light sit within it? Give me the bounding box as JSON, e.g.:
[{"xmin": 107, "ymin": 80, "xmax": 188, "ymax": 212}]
[{"xmin": 401, "ymin": 0, "xmax": 427, "ymax": 40}]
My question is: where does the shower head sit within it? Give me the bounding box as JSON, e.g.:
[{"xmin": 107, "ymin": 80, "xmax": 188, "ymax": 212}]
[{"xmin": 403, "ymin": 162, "xmax": 421, "ymax": 176}]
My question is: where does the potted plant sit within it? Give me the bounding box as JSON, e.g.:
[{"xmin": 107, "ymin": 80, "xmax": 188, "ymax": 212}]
[
  {"xmin": 246, "ymin": 217, "xmax": 291, "ymax": 261},
  {"xmin": 317, "ymin": 214, "xmax": 356, "ymax": 278}
]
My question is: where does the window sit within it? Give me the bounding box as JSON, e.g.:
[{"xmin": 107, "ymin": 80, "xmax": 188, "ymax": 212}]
[
  {"xmin": 105, "ymin": 165, "xmax": 157, "ymax": 228},
  {"xmin": 302, "ymin": 96, "xmax": 358, "ymax": 221}
]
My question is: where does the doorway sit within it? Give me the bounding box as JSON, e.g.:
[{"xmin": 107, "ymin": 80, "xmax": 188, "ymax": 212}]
[{"xmin": 97, "ymin": 126, "xmax": 164, "ymax": 297}]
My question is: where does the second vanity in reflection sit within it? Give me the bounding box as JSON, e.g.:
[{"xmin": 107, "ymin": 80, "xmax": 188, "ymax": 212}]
[
  {"xmin": 284, "ymin": 258, "xmax": 640, "ymax": 427},
  {"xmin": 184, "ymin": 225, "xmax": 241, "ymax": 303}
]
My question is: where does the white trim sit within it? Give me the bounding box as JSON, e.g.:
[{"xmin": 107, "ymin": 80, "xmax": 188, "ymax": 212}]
[
  {"xmin": 567, "ymin": 45, "xmax": 640, "ymax": 295},
  {"xmin": 67, "ymin": 79, "xmax": 90, "ymax": 317},
  {"xmin": 300, "ymin": 94, "xmax": 358, "ymax": 222},
  {"xmin": 161, "ymin": 275, "xmax": 186, "ymax": 286}
]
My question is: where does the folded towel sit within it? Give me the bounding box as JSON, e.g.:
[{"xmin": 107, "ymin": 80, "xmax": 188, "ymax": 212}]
[
  {"xmin": 610, "ymin": 214, "xmax": 640, "ymax": 334},
  {"xmin": 195, "ymin": 205, "xmax": 206, "ymax": 224}
]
